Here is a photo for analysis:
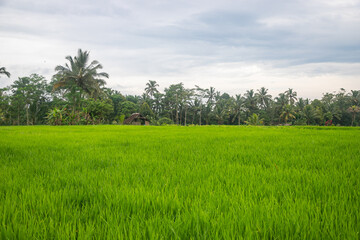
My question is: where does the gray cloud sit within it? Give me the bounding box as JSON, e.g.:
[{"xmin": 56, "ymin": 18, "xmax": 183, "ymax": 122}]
[{"xmin": 0, "ymin": 0, "xmax": 359, "ymax": 98}]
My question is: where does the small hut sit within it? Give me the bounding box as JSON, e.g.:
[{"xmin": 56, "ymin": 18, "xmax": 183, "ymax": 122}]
[{"xmin": 123, "ymin": 113, "xmax": 150, "ymax": 125}]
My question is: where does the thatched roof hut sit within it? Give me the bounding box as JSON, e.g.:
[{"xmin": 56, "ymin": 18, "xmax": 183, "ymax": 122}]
[{"xmin": 123, "ymin": 113, "xmax": 150, "ymax": 125}]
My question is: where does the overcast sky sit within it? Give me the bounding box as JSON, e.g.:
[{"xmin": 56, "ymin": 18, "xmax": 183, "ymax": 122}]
[{"xmin": 1, "ymin": 0, "xmax": 359, "ymax": 98}]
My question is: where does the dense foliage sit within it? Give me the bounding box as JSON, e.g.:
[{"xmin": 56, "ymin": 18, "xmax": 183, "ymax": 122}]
[
  {"xmin": 0, "ymin": 126, "xmax": 359, "ymax": 238},
  {"xmin": 1, "ymin": 50, "xmax": 359, "ymax": 126}
]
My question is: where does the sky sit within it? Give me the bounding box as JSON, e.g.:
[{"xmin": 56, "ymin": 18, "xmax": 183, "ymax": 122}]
[{"xmin": 0, "ymin": 0, "xmax": 359, "ymax": 99}]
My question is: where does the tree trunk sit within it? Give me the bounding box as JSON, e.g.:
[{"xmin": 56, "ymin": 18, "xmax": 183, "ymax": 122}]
[
  {"xmin": 26, "ymin": 105, "xmax": 29, "ymax": 125},
  {"xmin": 73, "ymin": 95, "xmax": 76, "ymax": 114},
  {"xmin": 184, "ymin": 108, "xmax": 187, "ymax": 126},
  {"xmin": 35, "ymin": 103, "xmax": 38, "ymax": 124},
  {"xmin": 175, "ymin": 109, "xmax": 179, "ymax": 125},
  {"xmin": 238, "ymin": 115, "xmax": 240, "ymax": 125},
  {"xmin": 17, "ymin": 106, "xmax": 20, "ymax": 125},
  {"xmin": 175, "ymin": 95, "xmax": 179, "ymax": 125},
  {"xmin": 199, "ymin": 110, "xmax": 201, "ymax": 125}
]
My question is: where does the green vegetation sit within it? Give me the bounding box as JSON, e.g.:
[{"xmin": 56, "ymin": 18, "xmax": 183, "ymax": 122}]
[
  {"xmin": 1, "ymin": 125, "xmax": 359, "ymax": 239},
  {"xmin": 1, "ymin": 50, "xmax": 360, "ymax": 126}
]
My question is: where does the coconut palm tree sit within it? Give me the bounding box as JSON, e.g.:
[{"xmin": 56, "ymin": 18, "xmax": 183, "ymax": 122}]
[
  {"xmin": 0, "ymin": 67, "xmax": 10, "ymax": 78},
  {"xmin": 180, "ymin": 88, "xmax": 194, "ymax": 126},
  {"xmin": 145, "ymin": 80, "xmax": 159, "ymax": 98},
  {"xmin": 232, "ymin": 94, "xmax": 246, "ymax": 125},
  {"xmin": 53, "ymin": 49, "xmax": 108, "ymax": 101},
  {"xmin": 255, "ymin": 87, "xmax": 272, "ymax": 110},
  {"xmin": 347, "ymin": 105, "xmax": 360, "ymax": 126},
  {"xmin": 213, "ymin": 105, "xmax": 228, "ymax": 125},
  {"xmin": 280, "ymin": 104, "xmax": 296, "ymax": 124},
  {"xmin": 285, "ymin": 88, "xmax": 298, "ymax": 105},
  {"xmin": 190, "ymin": 98, "xmax": 203, "ymax": 125},
  {"xmin": 303, "ymin": 105, "xmax": 314, "ymax": 125},
  {"xmin": 296, "ymin": 98, "xmax": 308, "ymax": 112},
  {"xmin": 205, "ymin": 86, "xmax": 216, "ymax": 106},
  {"xmin": 245, "ymin": 113, "xmax": 264, "ymax": 125},
  {"xmin": 152, "ymin": 92, "xmax": 163, "ymax": 115},
  {"xmin": 275, "ymin": 93, "xmax": 288, "ymax": 109},
  {"xmin": 245, "ymin": 89, "xmax": 257, "ymax": 112},
  {"xmin": 349, "ymin": 90, "xmax": 360, "ymax": 106}
]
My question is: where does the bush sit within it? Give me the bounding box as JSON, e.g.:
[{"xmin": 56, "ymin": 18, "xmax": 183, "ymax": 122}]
[
  {"xmin": 46, "ymin": 107, "xmax": 66, "ymax": 125},
  {"xmin": 245, "ymin": 114, "xmax": 264, "ymax": 126},
  {"xmin": 118, "ymin": 114, "xmax": 125, "ymax": 125},
  {"xmin": 158, "ymin": 117, "xmax": 173, "ymax": 125},
  {"xmin": 293, "ymin": 118, "xmax": 307, "ymax": 126},
  {"xmin": 82, "ymin": 98, "xmax": 114, "ymax": 123}
]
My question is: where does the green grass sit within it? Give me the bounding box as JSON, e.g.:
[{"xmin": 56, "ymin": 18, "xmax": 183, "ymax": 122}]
[{"xmin": 0, "ymin": 125, "xmax": 359, "ymax": 239}]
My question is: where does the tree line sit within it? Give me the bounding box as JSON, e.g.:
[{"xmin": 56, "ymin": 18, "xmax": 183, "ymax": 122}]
[{"xmin": 1, "ymin": 49, "xmax": 359, "ymax": 126}]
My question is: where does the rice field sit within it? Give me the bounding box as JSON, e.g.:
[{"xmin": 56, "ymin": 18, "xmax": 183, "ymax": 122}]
[{"xmin": 0, "ymin": 125, "xmax": 359, "ymax": 239}]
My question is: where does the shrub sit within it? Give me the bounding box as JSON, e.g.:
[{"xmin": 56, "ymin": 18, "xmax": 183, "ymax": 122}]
[
  {"xmin": 158, "ymin": 117, "xmax": 173, "ymax": 125},
  {"xmin": 46, "ymin": 107, "xmax": 66, "ymax": 125}
]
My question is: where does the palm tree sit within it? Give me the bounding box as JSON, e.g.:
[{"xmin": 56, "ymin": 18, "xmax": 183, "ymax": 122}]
[
  {"xmin": 296, "ymin": 98, "xmax": 307, "ymax": 112},
  {"xmin": 280, "ymin": 104, "xmax": 296, "ymax": 124},
  {"xmin": 152, "ymin": 92, "xmax": 163, "ymax": 116},
  {"xmin": 255, "ymin": 87, "xmax": 272, "ymax": 110},
  {"xmin": 0, "ymin": 67, "xmax": 10, "ymax": 78},
  {"xmin": 347, "ymin": 105, "xmax": 360, "ymax": 126},
  {"xmin": 145, "ymin": 80, "xmax": 159, "ymax": 98},
  {"xmin": 213, "ymin": 105, "xmax": 228, "ymax": 125},
  {"xmin": 303, "ymin": 105, "xmax": 314, "ymax": 125},
  {"xmin": 205, "ymin": 86, "xmax": 216, "ymax": 106},
  {"xmin": 245, "ymin": 89, "xmax": 257, "ymax": 112},
  {"xmin": 140, "ymin": 93, "xmax": 151, "ymax": 106},
  {"xmin": 245, "ymin": 113, "xmax": 264, "ymax": 125},
  {"xmin": 350, "ymin": 90, "xmax": 360, "ymax": 106},
  {"xmin": 285, "ymin": 88, "xmax": 298, "ymax": 105},
  {"xmin": 181, "ymin": 88, "xmax": 194, "ymax": 126},
  {"xmin": 53, "ymin": 49, "xmax": 109, "ymax": 101},
  {"xmin": 275, "ymin": 93, "xmax": 288, "ymax": 109},
  {"xmin": 190, "ymin": 98, "xmax": 203, "ymax": 125},
  {"xmin": 232, "ymin": 94, "xmax": 246, "ymax": 125}
]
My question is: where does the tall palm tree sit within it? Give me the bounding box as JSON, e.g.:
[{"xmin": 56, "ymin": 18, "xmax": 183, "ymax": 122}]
[
  {"xmin": 350, "ymin": 90, "xmax": 360, "ymax": 106},
  {"xmin": 285, "ymin": 88, "xmax": 298, "ymax": 105},
  {"xmin": 213, "ymin": 105, "xmax": 228, "ymax": 125},
  {"xmin": 152, "ymin": 92, "xmax": 163, "ymax": 116},
  {"xmin": 53, "ymin": 49, "xmax": 108, "ymax": 101},
  {"xmin": 190, "ymin": 98, "xmax": 203, "ymax": 125},
  {"xmin": 255, "ymin": 87, "xmax": 272, "ymax": 110},
  {"xmin": 205, "ymin": 86, "xmax": 216, "ymax": 105},
  {"xmin": 303, "ymin": 105, "xmax": 314, "ymax": 125},
  {"xmin": 140, "ymin": 93, "xmax": 151, "ymax": 106},
  {"xmin": 181, "ymin": 88, "xmax": 194, "ymax": 126},
  {"xmin": 280, "ymin": 104, "xmax": 296, "ymax": 124},
  {"xmin": 296, "ymin": 98, "xmax": 307, "ymax": 112},
  {"xmin": 245, "ymin": 89, "xmax": 257, "ymax": 112},
  {"xmin": 347, "ymin": 105, "xmax": 360, "ymax": 126},
  {"xmin": 275, "ymin": 93, "xmax": 288, "ymax": 109},
  {"xmin": 0, "ymin": 67, "xmax": 10, "ymax": 78},
  {"xmin": 145, "ymin": 80, "xmax": 159, "ymax": 98},
  {"xmin": 232, "ymin": 94, "xmax": 246, "ymax": 125}
]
